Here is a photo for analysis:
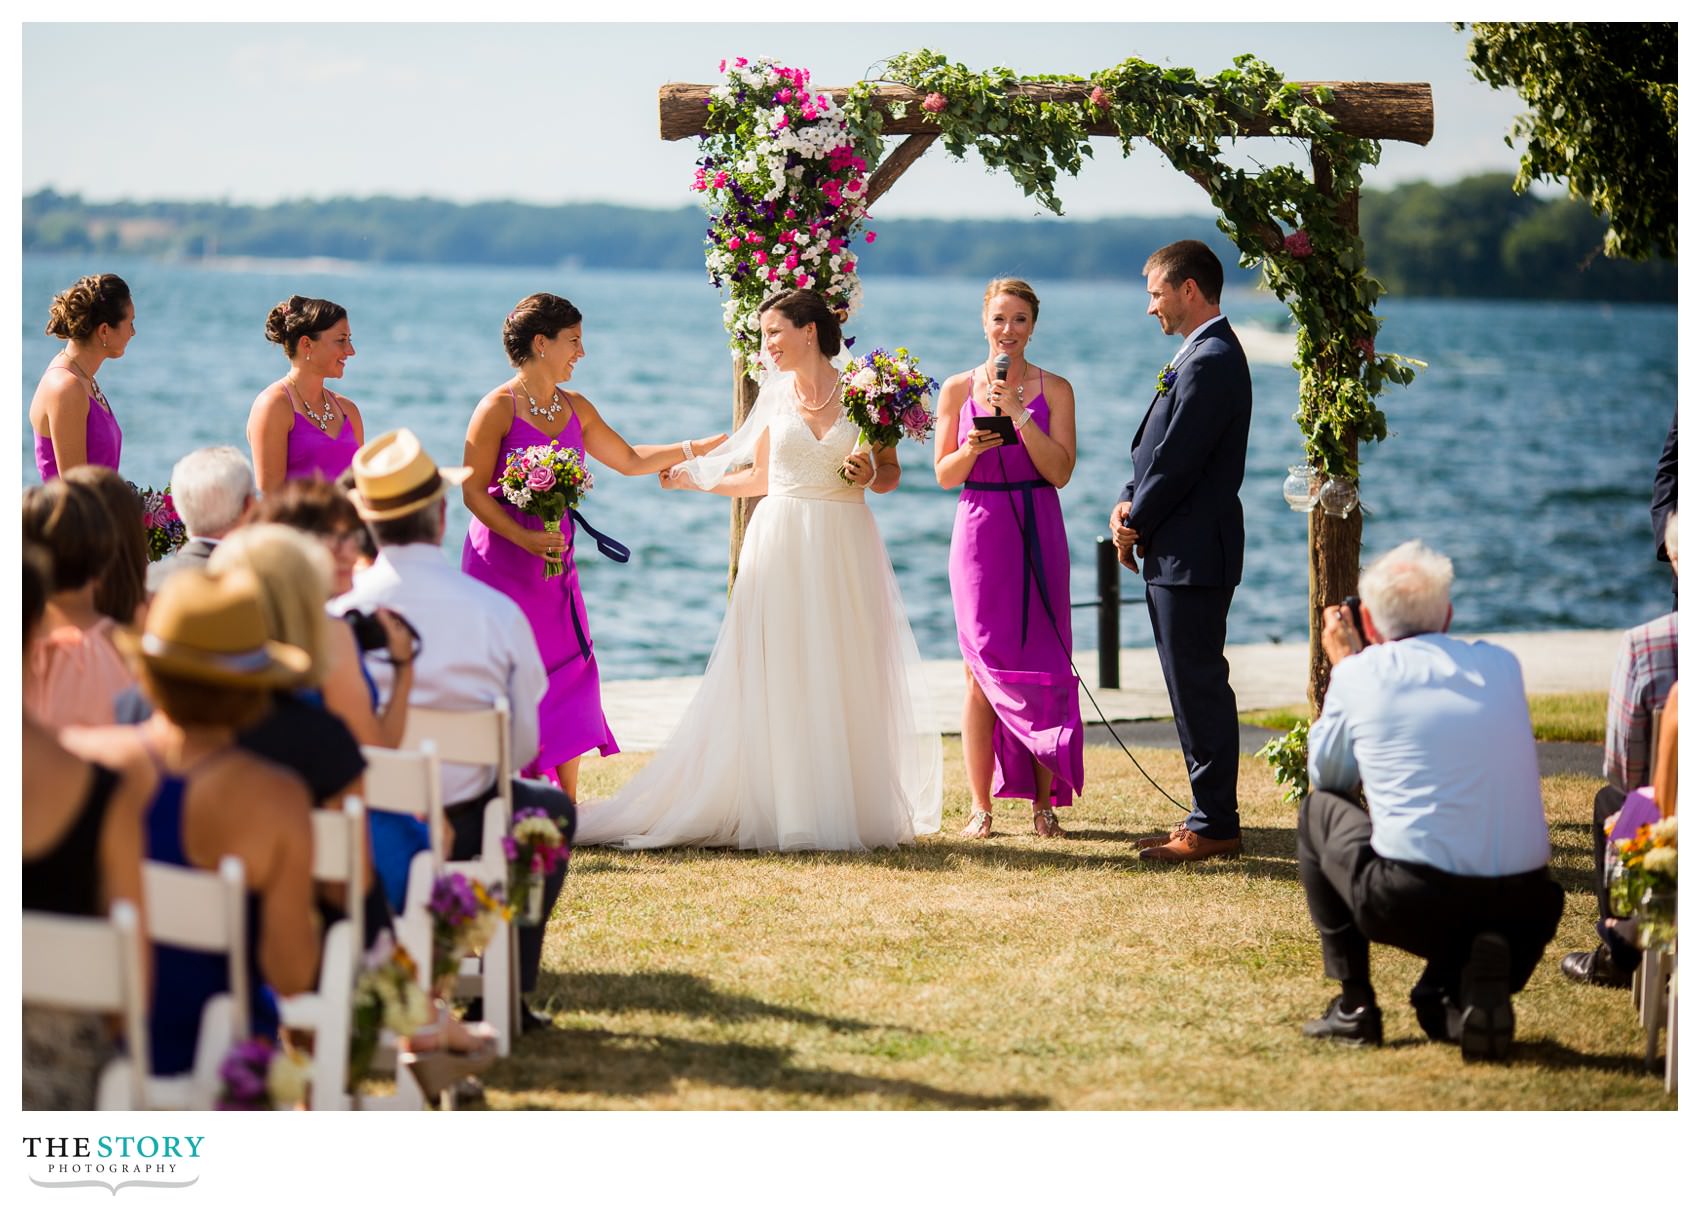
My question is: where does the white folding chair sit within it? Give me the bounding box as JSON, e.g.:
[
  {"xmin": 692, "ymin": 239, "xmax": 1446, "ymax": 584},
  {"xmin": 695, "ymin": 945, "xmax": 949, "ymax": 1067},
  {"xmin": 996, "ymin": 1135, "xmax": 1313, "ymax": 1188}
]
[
  {"xmin": 362, "ymin": 741, "xmax": 447, "ymax": 859},
  {"xmin": 399, "ymin": 697, "xmax": 520, "ymax": 1058},
  {"xmin": 278, "ymin": 796, "xmax": 367, "ymax": 1110},
  {"xmin": 23, "ymin": 901, "xmax": 149, "ymax": 1110},
  {"xmin": 141, "ymin": 855, "xmax": 251, "ymax": 1109}
]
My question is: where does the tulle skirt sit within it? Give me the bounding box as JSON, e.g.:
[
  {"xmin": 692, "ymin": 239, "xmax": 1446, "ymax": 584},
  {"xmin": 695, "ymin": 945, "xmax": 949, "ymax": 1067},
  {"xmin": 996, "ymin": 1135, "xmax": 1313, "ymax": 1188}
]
[{"xmin": 578, "ymin": 493, "xmax": 942, "ymax": 851}]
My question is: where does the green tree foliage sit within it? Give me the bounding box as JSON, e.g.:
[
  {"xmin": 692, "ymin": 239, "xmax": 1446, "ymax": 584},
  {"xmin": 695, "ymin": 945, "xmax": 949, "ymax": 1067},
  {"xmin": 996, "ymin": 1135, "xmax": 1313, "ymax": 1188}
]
[{"xmin": 1462, "ymin": 22, "xmax": 1676, "ymax": 260}]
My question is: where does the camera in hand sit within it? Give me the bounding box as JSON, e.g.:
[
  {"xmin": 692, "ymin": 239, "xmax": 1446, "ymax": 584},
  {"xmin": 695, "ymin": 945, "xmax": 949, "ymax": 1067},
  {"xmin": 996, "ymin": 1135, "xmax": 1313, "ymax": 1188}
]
[
  {"xmin": 1343, "ymin": 595, "xmax": 1364, "ymax": 637},
  {"xmin": 342, "ymin": 608, "xmax": 422, "ymax": 663}
]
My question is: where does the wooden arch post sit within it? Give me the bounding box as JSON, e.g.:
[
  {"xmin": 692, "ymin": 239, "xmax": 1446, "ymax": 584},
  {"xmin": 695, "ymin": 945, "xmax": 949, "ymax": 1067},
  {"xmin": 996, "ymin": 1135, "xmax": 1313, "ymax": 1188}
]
[{"xmin": 660, "ymin": 77, "xmax": 1433, "ymax": 709}]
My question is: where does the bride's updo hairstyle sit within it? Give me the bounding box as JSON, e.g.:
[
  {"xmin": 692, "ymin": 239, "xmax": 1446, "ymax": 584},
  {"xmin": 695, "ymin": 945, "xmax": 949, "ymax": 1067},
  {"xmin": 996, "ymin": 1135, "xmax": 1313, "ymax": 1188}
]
[
  {"xmin": 983, "ymin": 277, "xmax": 1040, "ymax": 323},
  {"xmin": 46, "ymin": 274, "xmax": 132, "ymax": 342},
  {"xmin": 758, "ymin": 289, "xmax": 842, "ymax": 357},
  {"xmin": 504, "ymin": 293, "xmax": 583, "ymax": 366},
  {"xmin": 265, "ymin": 295, "xmax": 348, "ymax": 358}
]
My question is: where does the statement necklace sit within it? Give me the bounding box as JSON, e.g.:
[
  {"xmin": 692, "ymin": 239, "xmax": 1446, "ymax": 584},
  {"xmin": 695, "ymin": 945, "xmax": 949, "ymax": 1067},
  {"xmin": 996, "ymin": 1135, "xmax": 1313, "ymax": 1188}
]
[
  {"xmin": 288, "ymin": 377, "xmax": 337, "ymax": 432},
  {"xmin": 63, "ymin": 355, "xmax": 111, "ymax": 412},
  {"xmin": 518, "ymin": 378, "xmax": 565, "ymax": 421}
]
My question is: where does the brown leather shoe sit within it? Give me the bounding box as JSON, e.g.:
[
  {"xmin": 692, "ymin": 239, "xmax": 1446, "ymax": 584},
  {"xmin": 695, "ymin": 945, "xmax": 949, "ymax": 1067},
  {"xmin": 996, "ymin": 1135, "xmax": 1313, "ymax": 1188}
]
[
  {"xmin": 1132, "ymin": 824, "xmax": 1188, "ymax": 849},
  {"xmin": 1138, "ymin": 828, "xmax": 1243, "ymax": 863}
]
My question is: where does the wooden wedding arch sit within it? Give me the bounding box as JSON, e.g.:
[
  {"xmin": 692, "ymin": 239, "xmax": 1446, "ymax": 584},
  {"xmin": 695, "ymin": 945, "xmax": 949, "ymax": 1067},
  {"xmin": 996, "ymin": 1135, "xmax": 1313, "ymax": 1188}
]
[{"xmin": 658, "ymin": 73, "xmax": 1434, "ymax": 716}]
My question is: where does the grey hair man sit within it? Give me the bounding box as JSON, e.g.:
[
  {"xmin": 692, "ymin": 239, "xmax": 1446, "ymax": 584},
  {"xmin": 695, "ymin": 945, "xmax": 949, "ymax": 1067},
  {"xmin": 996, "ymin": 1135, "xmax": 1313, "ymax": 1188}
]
[
  {"xmin": 146, "ymin": 445, "xmax": 256, "ymax": 593},
  {"xmin": 1295, "ymin": 539, "xmax": 1564, "ymax": 1060}
]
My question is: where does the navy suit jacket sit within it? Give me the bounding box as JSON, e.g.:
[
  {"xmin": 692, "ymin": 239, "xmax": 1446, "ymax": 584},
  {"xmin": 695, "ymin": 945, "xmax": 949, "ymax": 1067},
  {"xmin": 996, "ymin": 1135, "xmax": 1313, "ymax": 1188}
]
[{"xmin": 1119, "ymin": 318, "xmax": 1253, "ymax": 587}]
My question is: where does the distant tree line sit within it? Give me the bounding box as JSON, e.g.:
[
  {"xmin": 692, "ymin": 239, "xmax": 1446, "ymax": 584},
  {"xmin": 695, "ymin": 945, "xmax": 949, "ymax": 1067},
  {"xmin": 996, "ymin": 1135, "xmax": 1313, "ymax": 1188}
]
[{"xmin": 23, "ymin": 173, "xmax": 1673, "ymax": 303}]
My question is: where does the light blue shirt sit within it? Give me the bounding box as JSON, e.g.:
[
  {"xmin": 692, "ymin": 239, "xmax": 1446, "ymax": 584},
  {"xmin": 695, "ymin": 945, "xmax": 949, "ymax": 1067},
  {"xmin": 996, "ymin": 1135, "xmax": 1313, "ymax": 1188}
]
[{"xmin": 1307, "ymin": 633, "xmax": 1550, "ymax": 877}]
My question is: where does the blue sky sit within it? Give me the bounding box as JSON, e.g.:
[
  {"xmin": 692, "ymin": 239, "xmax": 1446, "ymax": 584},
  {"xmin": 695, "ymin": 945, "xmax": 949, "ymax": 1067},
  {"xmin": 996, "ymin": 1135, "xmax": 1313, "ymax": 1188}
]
[{"xmin": 21, "ymin": 19, "xmax": 1540, "ymax": 218}]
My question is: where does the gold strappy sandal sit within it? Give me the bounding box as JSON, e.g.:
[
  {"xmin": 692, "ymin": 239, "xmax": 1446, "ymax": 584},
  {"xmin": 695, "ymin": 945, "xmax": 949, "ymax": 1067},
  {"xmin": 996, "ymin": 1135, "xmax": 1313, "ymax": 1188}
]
[
  {"xmin": 961, "ymin": 810, "xmax": 993, "ymax": 839},
  {"xmin": 1033, "ymin": 806, "xmax": 1066, "ymax": 838}
]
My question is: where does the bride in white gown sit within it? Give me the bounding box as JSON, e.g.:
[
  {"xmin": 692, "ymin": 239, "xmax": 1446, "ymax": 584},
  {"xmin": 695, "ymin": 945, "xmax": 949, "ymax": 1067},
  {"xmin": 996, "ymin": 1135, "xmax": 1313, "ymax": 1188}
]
[{"xmin": 576, "ymin": 289, "xmax": 942, "ymax": 851}]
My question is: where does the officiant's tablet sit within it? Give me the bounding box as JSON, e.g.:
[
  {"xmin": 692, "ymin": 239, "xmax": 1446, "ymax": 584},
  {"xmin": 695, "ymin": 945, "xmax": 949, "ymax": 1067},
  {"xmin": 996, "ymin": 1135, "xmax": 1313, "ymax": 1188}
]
[{"xmin": 972, "ymin": 414, "xmax": 1018, "ymax": 446}]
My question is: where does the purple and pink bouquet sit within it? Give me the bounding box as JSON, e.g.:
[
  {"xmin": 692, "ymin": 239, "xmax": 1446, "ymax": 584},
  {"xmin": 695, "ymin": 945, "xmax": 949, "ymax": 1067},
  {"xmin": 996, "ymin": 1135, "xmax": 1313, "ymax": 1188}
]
[
  {"xmin": 426, "ymin": 872, "xmax": 511, "ymax": 994},
  {"xmin": 492, "ymin": 441, "xmax": 594, "ymax": 580},
  {"xmin": 131, "ymin": 482, "xmax": 187, "ymax": 563},
  {"xmin": 502, "ymin": 807, "xmax": 571, "ymax": 925},
  {"xmin": 696, "ymin": 56, "xmax": 883, "ymax": 358},
  {"xmin": 216, "ymin": 1037, "xmax": 309, "ymax": 1111},
  {"xmin": 837, "ymin": 346, "xmax": 937, "ymax": 480}
]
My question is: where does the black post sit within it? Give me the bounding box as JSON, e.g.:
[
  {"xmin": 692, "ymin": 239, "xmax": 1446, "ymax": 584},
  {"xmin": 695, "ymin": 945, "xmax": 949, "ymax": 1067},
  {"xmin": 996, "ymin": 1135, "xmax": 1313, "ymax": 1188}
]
[{"xmin": 1095, "ymin": 536, "xmax": 1120, "ymax": 689}]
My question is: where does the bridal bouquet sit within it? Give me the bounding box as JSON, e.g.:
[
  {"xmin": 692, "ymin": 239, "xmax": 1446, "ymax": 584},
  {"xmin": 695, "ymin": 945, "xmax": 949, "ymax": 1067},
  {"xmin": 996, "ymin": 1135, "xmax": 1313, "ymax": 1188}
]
[
  {"xmin": 492, "ymin": 441, "xmax": 594, "ymax": 580},
  {"xmin": 349, "ymin": 930, "xmax": 433, "ymax": 1086},
  {"xmin": 131, "ymin": 482, "xmax": 187, "ymax": 563},
  {"xmin": 426, "ymin": 872, "xmax": 512, "ymax": 996},
  {"xmin": 216, "ymin": 1037, "xmax": 310, "ymax": 1111},
  {"xmin": 837, "ymin": 346, "xmax": 937, "ymax": 481},
  {"xmin": 502, "ymin": 808, "xmax": 571, "ymax": 927}
]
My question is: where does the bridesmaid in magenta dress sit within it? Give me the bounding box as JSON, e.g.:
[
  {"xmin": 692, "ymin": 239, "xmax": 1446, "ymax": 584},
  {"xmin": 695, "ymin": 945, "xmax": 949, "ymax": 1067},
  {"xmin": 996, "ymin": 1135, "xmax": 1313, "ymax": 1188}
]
[
  {"xmin": 934, "ymin": 279, "xmax": 1083, "ymax": 839},
  {"xmin": 29, "ymin": 274, "xmax": 134, "ymax": 481},
  {"xmin": 460, "ymin": 293, "xmax": 724, "ymax": 800},
  {"xmin": 246, "ymin": 296, "xmax": 366, "ymax": 494}
]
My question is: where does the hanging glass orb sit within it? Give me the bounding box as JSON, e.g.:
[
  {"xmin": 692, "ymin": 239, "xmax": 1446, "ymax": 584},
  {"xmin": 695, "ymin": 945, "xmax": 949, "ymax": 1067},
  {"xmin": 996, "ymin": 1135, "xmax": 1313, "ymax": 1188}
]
[
  {"xmin": 1318, "ymin": 477, "xmax": 1359, "ymax": 518},
  {"xmin": 1282, "ymin": 464, "xmax": 1319, "ymax": 512}
]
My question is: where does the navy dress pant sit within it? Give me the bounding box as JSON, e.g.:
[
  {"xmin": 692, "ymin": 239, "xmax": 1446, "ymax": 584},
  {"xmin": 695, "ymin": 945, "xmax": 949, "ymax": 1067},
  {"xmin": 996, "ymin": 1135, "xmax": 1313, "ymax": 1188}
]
[{"xmin": 1145, "ymin": 583, "xmax": 1239, "ymax": 839}]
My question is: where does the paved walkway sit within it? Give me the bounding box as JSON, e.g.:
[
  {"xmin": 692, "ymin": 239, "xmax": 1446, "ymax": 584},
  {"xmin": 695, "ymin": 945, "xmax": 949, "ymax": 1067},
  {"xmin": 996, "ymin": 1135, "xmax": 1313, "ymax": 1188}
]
[{"xmin": 599, "ymin": 629, "xmax": 1622, "ymax": 755}]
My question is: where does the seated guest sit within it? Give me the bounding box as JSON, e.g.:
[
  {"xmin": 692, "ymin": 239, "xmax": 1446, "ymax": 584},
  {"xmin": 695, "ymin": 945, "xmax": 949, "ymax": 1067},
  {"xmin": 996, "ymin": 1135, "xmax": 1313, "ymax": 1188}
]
[
  {"xmin": 332, "ymin": 429, "xmax": 574, "ymax": 1030},
  {"xmin": 250, "ymin": 476, "xmax": 415, "ymax": 749},
  {"xmin": 62, "ymin": 568, "xmax": 320, "ymax": 1076},
  {"xmin": 1562, "ymin": 511, "xmax": 1678, "ymax": 987},
  {"xmin": 1297, "ymin": 540, "xmax": 1563, "ymax": 1060},
  {"xmin": 62, "ymin": 466, "xmax": 148, "ymax": 628},
  {"xmin": 23, "ymin": 544, "xmax": 154, "ymax": 1110},
  {"xmin": 23, "ymin": 478, "xmax": 134, "ymax": 728},
  {"xmin": 147, "ymin": 445, "xmax": 256, "ymax": 594}
]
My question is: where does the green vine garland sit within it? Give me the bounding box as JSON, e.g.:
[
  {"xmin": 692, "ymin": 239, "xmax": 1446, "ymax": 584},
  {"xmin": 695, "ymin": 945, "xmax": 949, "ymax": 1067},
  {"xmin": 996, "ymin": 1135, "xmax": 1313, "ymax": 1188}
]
[{"xmin": 850, "ymin": 49, "xmax": 1421, "ymax": 478}]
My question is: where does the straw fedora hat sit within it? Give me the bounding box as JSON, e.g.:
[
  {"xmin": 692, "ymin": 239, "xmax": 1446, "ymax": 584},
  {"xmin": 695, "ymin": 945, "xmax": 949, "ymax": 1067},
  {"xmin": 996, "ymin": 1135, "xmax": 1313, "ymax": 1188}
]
[
  {"xmin": 347, "ymin": 428, "xmax": 472, "ymax": 522},
  {"xmin": 114, "ymin": 567, "xmax": 311, "ymax": 688}
]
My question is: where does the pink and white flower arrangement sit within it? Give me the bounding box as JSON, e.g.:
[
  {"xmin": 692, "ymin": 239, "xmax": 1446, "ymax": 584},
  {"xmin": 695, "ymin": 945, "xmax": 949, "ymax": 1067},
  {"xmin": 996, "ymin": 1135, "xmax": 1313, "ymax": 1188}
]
[
  {"xmin": 492, "ymin": 441, "xmax": 594, "ymax": 580},
  {"xmin": 349, "ymin": 930, "xmax": 432, "ymax": 1085},
  {"xmin": 837, "ymin": 346, "xmax": 937, "ymax": 480},
  {"xmin": 132, "ymin": 482, "xmax": 187, "ymax": 562},
  {"xmin": 697, "ymin": 56, "xmax": 885, "ymax": 359}
]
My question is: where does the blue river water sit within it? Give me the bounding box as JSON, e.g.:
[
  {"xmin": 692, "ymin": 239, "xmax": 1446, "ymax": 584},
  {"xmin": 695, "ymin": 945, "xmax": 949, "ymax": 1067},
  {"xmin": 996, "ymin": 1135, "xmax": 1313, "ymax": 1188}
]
[{"xmin": 21, "ymin": 253, "xmax": 1676, "ymax": 679}]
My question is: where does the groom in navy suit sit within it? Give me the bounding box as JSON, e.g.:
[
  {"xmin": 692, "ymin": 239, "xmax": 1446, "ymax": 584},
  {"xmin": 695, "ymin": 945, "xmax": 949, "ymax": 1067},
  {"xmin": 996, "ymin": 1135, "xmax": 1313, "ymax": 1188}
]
[{"xmin": 1111, "ymin": 240, "xmax": 1253, "ymax": 862}]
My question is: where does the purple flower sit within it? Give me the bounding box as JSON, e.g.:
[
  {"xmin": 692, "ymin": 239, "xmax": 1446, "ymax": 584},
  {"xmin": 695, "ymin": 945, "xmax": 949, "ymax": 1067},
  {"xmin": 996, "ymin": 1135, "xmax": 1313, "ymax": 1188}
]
[{"xmin": 526, "ymin": 465, "xmax": 557, "ymax": 492}]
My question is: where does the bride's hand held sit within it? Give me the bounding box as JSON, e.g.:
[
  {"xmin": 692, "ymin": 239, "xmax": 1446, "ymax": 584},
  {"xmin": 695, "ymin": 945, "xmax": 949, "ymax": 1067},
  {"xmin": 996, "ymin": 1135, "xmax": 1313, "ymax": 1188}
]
[
  {"xmin": 659, "ymin": 465, "xmax": 694, "ymax": 492},
  {"xmin": 841, "ymin": 451, "xmax": 875, "ymax": 486}
]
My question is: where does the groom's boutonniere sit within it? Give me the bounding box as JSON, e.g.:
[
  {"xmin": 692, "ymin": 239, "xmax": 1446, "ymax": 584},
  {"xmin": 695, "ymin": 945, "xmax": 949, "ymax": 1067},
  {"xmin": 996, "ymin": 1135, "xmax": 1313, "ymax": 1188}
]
[{"xmin": 1155, "ymin": 363, "xmax": 1177, "ymax": 396}]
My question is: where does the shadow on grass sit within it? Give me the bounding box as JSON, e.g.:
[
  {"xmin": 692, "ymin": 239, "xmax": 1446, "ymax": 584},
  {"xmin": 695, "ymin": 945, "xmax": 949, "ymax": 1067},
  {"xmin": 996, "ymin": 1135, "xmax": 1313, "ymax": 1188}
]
[
  {"xmin": 534, "ymin": 969, "xmax": 884, "ymax": 1034},
  {"xmin": 493, "ymin": 1026, "xmax": 1051, "ymax": 1109},
  {"xmin": 1508, "ymin": 1036, "xmax": 1666, "ymax": 1077}
]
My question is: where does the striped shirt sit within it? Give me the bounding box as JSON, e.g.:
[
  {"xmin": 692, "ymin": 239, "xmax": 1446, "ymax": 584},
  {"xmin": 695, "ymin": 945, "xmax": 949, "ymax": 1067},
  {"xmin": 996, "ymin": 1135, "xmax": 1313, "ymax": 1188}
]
[{"xmin": 1604, "ymin": 611, "xmax": 1678, "ymax": 791}]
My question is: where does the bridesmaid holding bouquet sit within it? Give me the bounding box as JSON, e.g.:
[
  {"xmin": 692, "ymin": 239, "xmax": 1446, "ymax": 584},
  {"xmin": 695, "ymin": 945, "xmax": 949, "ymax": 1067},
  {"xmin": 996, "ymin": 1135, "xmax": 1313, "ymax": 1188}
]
[
  {"xmin": 459, "ymin": 292, "xmax": 724, "ymax": 799},
  {"xmin": 934, "ymin": 279, "xmax": 1083, "ymax": 839}
]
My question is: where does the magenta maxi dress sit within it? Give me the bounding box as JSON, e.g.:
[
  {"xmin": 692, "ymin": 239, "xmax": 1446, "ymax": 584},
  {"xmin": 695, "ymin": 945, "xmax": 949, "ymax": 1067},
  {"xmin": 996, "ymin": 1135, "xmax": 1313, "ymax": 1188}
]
[
  {"xmin": 281, "ymin": 385, "xmax": 359, "ymax": 482},
  {"xmin": 947, "ymin": 372, "xmax": 1084, "ymax": 806},
  {"xmin": 461, "ymin": 397, "xmax": 619, "ymax": 776}
]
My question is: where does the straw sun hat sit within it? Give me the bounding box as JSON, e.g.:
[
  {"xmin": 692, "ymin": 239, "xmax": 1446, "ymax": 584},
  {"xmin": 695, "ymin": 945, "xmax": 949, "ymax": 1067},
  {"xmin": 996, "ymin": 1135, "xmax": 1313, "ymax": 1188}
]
[
  {"xmin": 346, "ymin": 428, "xmax": 472, "ymax": 522},
  {"xmin": 114, "ymin": 567, "xmax": 310, "ymax": 688}
]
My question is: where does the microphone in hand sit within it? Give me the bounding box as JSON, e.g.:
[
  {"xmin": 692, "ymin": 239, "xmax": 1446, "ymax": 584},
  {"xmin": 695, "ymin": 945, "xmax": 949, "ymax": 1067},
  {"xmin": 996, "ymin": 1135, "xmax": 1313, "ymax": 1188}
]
[{"xmin": 992, "ymin": 353, "xmax": 1010, "ymax": 414}]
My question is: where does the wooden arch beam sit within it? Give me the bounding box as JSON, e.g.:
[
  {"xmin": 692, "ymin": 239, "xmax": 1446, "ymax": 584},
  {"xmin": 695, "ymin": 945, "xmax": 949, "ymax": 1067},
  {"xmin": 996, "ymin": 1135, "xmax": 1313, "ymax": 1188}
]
[{"xmin": 659, "ymin": 81, "xmax": 1434, "ymax": 145}]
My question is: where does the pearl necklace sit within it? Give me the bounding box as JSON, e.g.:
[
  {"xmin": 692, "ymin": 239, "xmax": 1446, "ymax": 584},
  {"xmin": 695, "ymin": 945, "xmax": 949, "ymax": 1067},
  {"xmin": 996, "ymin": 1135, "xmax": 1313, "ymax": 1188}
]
[
  {"xmin": 518, "ymin": 378, "xmax": 565, "ymax": 421},
  {"xmin": 794, "ymin": 379, "xmax": 841, "ymax": 413}
]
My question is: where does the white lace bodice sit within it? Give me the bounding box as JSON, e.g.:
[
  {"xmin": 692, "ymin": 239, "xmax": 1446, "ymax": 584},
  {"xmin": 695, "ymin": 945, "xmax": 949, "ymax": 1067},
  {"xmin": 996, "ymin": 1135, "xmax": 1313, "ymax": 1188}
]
[{"xmin": 766, "ymin": 407, "xmax": 864, "ymax": 502}]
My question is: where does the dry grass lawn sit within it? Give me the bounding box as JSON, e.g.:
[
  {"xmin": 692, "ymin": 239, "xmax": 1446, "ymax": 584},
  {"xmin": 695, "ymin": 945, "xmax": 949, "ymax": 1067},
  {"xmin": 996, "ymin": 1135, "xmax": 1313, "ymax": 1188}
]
[
  {"xmin": 475, "ymin": 738, "xmax": 1671, "ymax": 1110},
  {"xmin": 1242, "ymin": 692, "xmax": 1608, "ymax": 744}
]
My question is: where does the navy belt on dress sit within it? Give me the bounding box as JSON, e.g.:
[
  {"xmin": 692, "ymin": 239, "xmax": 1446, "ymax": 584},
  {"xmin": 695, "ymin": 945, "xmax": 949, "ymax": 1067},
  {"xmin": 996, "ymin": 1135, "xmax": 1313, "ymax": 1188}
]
[
  {"xmin": 962, "ymin": 478, "xmax": 1055, "ymax": 645},
  {"xmin": 562, "ymin": 507, "xmax": 630, "ymax": 661}
]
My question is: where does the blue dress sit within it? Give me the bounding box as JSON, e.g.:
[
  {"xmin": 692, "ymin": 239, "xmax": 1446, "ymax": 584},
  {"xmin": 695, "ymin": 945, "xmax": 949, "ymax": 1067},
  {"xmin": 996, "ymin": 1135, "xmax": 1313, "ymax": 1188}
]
[{"xmin": 144, "ymin": 763, "xmax": 277, "ymax": 1076}]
